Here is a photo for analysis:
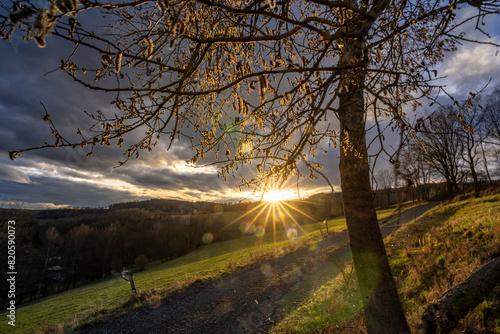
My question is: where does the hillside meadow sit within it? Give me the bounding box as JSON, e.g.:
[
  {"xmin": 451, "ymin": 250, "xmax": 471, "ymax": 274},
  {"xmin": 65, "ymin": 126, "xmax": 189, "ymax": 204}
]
[
  {"xmin": 273, "ymin": 190, "xmax": 500, "ymax": 333},
  {"xmin": 3, "ymin": 212, "xmax": 345, "ymax": 334}
]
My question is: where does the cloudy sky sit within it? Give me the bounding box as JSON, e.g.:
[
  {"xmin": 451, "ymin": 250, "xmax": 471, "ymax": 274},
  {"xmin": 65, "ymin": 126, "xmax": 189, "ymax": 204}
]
[{"xmin": 1, "ymin": 7, "xmax": 499, "ymax": 210}]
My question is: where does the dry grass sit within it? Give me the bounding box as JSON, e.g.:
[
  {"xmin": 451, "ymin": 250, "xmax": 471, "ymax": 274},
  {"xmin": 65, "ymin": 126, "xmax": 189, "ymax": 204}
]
[
  {"xmin": 273, "ymin": 190, "xmax": 500, "ymax": 333},
  {"xmin": 387, "ymin": 190, "xmax": 500, "ymax": 333}
]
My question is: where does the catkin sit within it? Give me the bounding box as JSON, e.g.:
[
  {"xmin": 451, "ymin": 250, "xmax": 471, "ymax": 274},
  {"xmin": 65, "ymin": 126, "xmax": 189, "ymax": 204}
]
[
  {"xmin": 8, "ymin": 8, "xmax": 34, "ymax": 25},
  {"xmin": 284, "ymin": 91, "xmax": 290, "ymax": 103},
  {"xmin": 114, "ymin": 52, "xmax": 123, "ymax": 73},
  {"xmin": 238, "ymin": 97, "xmax": 244, "ymax": 113},
  {"xmin": 258, "ymin": 75, "xmax": 268, "ymax": 99},
  {"xmin": 34, "ymin": 34, "xmax": 46, "ymax": 47},
  {"xmin": 174, "ymin": 21, "xmax": 185, "ymax": 36},
  {"xmin": 55, "ymin": 0, "xmax": 78, "ymax": 14},
  {"xmin": 102, "ymin": 54, "xmax": 112, "ymax": 66},
  {"xmin": 146, "ymin": 38, "xmax": 154, "ymax": 59},
  {"xmin": 31, "ymin": 9, "xmax": 55, "ymax": 48}
]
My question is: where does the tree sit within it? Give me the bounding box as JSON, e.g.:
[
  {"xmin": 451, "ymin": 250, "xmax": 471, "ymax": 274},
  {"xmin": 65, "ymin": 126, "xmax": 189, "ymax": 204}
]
[
  {"xmin": 42, "ymin": 227, "xmax": 63, "ymax": 271},
  {"xmin": 102, "ymin": 223, "xmax": 118, "ymax": 276},
  {"xmin": 456, "ymin": 99, "xmax": 488, "ymax": 195},
  {"xmin": 39, "ymin": 226, "xmax": 63, "ymax": 296},
  {"xmin": 66, "ymin": 224, "xmax": 91, "ymax": 287},
  {"xmin": 484, "ymin": 86, "xmax": 500, "ymax": 145},
  {"xmin": 399, "ymin": 141, "xmax": 432, "ymax": 200},
  {"xmin": 419, "ymin": 106, "xmax": 464, "ymax": 198},
  {"xmin": 2, "ymin": 1, "xmax": 499, "ymax": 332},
  {"xmin": 483, "ymin": 86, "xmax": 500, "ymax": 179},
  {"xmin": 375, "ymin": 169, "xmax": 394, "ymax": 207}
]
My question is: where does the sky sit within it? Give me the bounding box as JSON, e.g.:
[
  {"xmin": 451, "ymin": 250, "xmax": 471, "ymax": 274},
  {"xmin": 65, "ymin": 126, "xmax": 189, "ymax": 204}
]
[{"xmin": 0, "ymin": 6, "xmax": 499, "ymax": 210}]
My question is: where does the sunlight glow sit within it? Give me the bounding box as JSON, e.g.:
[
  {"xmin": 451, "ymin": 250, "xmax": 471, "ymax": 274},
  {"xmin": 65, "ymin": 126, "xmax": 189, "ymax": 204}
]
[
  {"xmin": 216, "ymin": 192, "xmax": 318, "ymax": 247},
  {"xmin": 261, "ymin": 190, "xmax": 296, "ymax": 202}
]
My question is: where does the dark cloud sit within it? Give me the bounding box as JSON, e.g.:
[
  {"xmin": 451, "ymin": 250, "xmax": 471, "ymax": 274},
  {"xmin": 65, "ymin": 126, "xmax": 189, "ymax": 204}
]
[
  {"xmin": 115, "ymin": 167, "xmax": 219, "ymax": 191},
  {"xmin": 1, "ymin": 10, "xmax": 498, "ymax": 208},
  {"xmin": 435, "ymin": 7, "xmax": 500, "ymax": 96}
]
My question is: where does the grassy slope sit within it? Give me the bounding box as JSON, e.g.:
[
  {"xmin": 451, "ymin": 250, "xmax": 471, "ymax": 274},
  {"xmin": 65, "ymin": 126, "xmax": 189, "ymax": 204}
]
[
  {"xmin": 2, "ymin": 211, "xmax": 348, "ymax": 334},
  {"xmin": 0, "ymin": 202, "xmax": 422, "ymax": 334},
  {"xmin": 273, "ymin": 191, "xmax": 500, "ymax": 333},
  {"xmin": 391, "ymin": 191, "xmax": 500, "ymax": 333}
]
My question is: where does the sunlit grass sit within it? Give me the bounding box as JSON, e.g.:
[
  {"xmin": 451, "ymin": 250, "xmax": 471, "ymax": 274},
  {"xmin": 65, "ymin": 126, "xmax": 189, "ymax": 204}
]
[
  {"xmin": 271, "ymin": 263, "xmax": 363, "ymax": 333},
  {"xmin": 272, "ymin": 191, "xmax": 500, "ymax": 333},
  {"xmin": 388, "ymin": 192, "xmax": 500, "ymax": 332},
  {"xmin": 10, "ymin": 217, "xmax": 330, "ymax": 334},
  {"xmin": 7, "ymin": 202, "xmax": 426, "ymax": 334}
]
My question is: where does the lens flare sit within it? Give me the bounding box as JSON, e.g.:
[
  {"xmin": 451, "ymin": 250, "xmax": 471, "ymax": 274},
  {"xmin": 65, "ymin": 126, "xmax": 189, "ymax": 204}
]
[
  {"xmin": 287, "ymin": 228, "xmax": 298, "ymax": 239},
  {"xmin": 274, "ymin": 212, "xmax": 285, "ymax": 222},
  {"xmin": 239, "ymin": 222, "xmax": 256, "ymax": 234},
  {"xmin": 149, "ymin": 295, "xmax": 162, "ymax": 308},
  {"xmin": 260, "ymin": 263, "xmax": 273, "ymax": 277},
  {"xmin": 202, "ymin": 233, "xmax": 214, "ymax": 244}
]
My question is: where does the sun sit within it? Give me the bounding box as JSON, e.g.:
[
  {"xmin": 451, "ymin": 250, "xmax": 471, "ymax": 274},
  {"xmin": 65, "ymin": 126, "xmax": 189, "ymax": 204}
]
[
  {"xmin": 261, "ymin": 190, "xmax": 295, "ymax": 202},
  {"xmin": 225, "ymin": 189, "xmax": 316, "ymax": 243}
]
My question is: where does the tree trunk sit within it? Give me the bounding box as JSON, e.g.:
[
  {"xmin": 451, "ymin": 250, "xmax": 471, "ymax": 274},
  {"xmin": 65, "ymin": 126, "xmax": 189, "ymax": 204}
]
[
  {"xmin": 480, "ymin": 141, "xmax": 493, "ymax": 187},
  {"xmin": 337, "ymin": 35, "xmax": 410, "ymax": 333},
  {"xmin": 470, "ymin": 161, "xmax": 479, "ymax": 195},
  {"xmin": 465, "ymin": 141, "xmax": 480, "ymax": 195},
  {"xmin": 421, "ymin": 256, "xmax": 500, "ymax": 333},
  {"xmin": 129, "ymin": 273, "xmax": 136, "ymax": 293},
  {"xmin": 444, "ymin": 172, "xmax": 455, "ymax": 199}
]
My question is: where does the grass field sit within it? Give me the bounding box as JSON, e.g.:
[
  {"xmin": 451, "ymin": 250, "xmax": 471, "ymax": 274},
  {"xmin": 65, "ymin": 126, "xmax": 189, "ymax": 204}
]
[
  {"xmin": 2, "ymin": 207, "xmax": 352, "ymax": 334},
  {"xmin": 1, "ymin": 202, "xmax": 419, "ymax": 334}
]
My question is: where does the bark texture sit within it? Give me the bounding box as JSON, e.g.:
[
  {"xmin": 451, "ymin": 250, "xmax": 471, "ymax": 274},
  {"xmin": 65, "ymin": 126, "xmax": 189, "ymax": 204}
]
[
  {"xmin": 337, "ymin": 26, "xmax": 410, "ymax": 333},
  {"xmin": 421, "ymin": 256, "xmax": 500, "ymax": 334}
]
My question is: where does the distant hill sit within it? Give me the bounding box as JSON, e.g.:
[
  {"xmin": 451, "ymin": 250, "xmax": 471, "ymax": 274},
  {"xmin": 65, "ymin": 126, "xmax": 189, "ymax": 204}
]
[{"xmin": 108, "ymin": 198, "xmax": 217, "ymax": 214}]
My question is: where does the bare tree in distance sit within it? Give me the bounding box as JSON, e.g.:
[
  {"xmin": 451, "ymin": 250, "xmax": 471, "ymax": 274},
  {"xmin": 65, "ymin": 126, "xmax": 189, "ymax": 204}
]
[
  {"xmin": 399, "ymin": 141, "xmax": 432, "ymax": 200},
  {"xmin": 375, "ymin": 169, "xmax": 394, "ymax": 207},
  {"xmin": 2, "ymin": 1, "xmax": 499, "ymax": 332},
  {"xmin": 483, "ymin": 87, "xmax": 500, "ymax": 145},
  {"xmin": 415, "ymin": 92, "xmax": 497, "ymax": 199},
  {"xmin": 483, "ymin": 87, "xmax": 500, "ymax": 177},
  {"xmin": 419, "ymin": 106, "xmax": 467, "ymax": 198},
  {"xmin": 456, "ymin": 99, "xmax": 488, "ymax": 195}
]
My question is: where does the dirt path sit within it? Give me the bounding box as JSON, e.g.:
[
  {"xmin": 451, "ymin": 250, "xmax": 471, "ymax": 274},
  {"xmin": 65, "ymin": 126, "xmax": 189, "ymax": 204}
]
[{"xmin": 75, "ymin": 202, "xmax": 439, "ymax": 334}]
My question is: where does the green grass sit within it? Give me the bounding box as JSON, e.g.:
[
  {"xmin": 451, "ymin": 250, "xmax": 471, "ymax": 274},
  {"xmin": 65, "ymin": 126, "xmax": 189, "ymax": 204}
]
[
  {"xmin": 5, "ymin": 214, "xmax": 336, "ymax": 334},
  {"xmin": 271, "ymin": 263, "xmax": 363, "ymax": 333},
  {"xmin": 272, "ymin": 192, "xmax": 500, "ymax": 333},
  {"xmin": 388, "ymin": 192, "xmax": 500, "ymax": 333},
  {"xmin": 2, "ymin": 203, "xmax": 423, "ymax": 334},
  {"xmin": 300, "ymin": 216, "xmax": 347, "ymax": 235}
]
